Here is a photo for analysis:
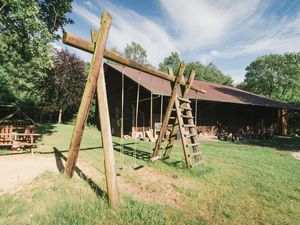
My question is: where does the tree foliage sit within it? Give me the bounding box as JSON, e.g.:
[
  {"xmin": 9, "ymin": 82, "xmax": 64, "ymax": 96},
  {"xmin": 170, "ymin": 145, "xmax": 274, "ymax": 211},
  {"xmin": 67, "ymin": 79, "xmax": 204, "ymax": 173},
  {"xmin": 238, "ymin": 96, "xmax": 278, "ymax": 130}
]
[
  {"xmin": 42, "ymin": 49, "xmax": 86, "ymax": 114},
  {"xmin": 240, "ymin": 53, "xmax": 300, "ymax": 104},
  {"xmin": 159, "ymin": 52, "xmax": 182, "ymax": 75},
  {"xmin": 0, "ymin": 0, "xmax": 72, "ymax": 104},
  {"xmin": 159, "ymin": 52, "xmax": 233, "ymax": 85},
  {"xmin": 124, "ymin": 41, "xmax": 148, "ymax": 65}
]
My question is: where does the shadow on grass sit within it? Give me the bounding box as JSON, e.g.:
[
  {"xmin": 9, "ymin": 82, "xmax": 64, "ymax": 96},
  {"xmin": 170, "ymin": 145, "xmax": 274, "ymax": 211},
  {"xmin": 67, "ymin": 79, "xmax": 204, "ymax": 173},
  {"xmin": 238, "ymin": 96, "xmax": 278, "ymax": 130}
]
[
  {"xmin": 53, "ymin": 147, "xmax": 106, "ymax": 198},
  {"xmin": 36, "ymin": 123, "xmax": 57, "ymax": 135},
  {"xmin": 113, "ymin": 142, "xmax": 151, "ymax": 161},
  {"xmin": 38, "ymin": 146, "xmax": 102, "ymax": 154},
  {"xmin": 238, "ymin": 136, "xmax": 300, "ymax": 152}
]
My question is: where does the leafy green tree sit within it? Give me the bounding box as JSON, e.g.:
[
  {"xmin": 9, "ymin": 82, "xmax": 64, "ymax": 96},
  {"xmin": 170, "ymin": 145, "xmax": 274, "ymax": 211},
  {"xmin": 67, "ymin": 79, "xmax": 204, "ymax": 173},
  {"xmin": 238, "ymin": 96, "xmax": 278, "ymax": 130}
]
[
  {"xmin": 202, "ymin": 63, "xmax": 233, "ymax": 85},
  {"xmin": 159, "ymin": 52, "xmax": 183, "ymax": 75},
  {"xmin": 0, "ymin": 0, "xmax": 72, "ymax": 104},
  {"xmin": 124, "ymin": 41, "xmax": 148, "ymax": 65},
  {"xmin": 42, "ymin": 49, "xmax": 86, "ymax": 123},
  {"xmin": 0, "ymin": 73, "xmax": 15, "ymax": 104},
  {"xmin": 241, "ymin": 53, "xmax": 300, "ymax": 104},
  {"xmin": 159, "ymin": 52, "xmax": 233, "ymax": 85}
]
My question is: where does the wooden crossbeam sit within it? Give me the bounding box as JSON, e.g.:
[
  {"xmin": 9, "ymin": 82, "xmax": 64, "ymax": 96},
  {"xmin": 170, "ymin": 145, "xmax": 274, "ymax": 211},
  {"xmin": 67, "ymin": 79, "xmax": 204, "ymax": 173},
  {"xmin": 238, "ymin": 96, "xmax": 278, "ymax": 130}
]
[
  {"xmin": 63, "ymin": 32, "xmax": 206, "ymax": 94},
  {"xmin": 63, "ymin": 11, "xmax": 120, "ymax": 209}
]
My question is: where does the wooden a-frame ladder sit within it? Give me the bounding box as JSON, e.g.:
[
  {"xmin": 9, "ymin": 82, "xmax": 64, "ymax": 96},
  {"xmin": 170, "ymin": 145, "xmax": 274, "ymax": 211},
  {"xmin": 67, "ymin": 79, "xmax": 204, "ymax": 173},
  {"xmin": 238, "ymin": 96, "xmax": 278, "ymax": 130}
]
[{"xmin": 151, "ymin": 64, "xmax": 203, "ymax": 168}]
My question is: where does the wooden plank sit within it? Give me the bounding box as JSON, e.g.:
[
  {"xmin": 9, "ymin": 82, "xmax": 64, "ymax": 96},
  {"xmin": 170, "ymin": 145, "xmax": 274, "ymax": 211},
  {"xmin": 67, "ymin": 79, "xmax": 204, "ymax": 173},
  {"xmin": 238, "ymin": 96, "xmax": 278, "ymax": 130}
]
[
  {"xmin": 97, "ymin": 64, "xmax": 120, "ymax": 209},
  {"xmin": 63, "ymin": 32, "xmax": 206, "ymax": 94},
  {"xmin": 152, "ymin": 64, "xmax": 185, "ymax": 158},
  {"xmin": 64, "ymin": 11, "xmax": 112, "ymax": 177},
  {"xmin": 146, "ymin": 130, "xmax": 155, "ymax": 142}
]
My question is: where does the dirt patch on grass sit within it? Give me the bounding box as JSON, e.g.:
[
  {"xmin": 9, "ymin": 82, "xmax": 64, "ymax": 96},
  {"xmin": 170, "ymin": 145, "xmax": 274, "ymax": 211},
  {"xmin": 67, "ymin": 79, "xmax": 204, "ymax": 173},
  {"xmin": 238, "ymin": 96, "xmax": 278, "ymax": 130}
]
[
  {"xmin": 117, "ymin": 166, "xmax": 197, "ymax": 208},
  {"xmin": 0, "ymin": 154, "xmax": 59, "ymax": 193},
  {"xmin": 292, "ymin": 151, "xmax": 300, "ymax": 160},
  {"xmin": 0, "ymin": 153, "xmax": 196, "ymax": 209}
]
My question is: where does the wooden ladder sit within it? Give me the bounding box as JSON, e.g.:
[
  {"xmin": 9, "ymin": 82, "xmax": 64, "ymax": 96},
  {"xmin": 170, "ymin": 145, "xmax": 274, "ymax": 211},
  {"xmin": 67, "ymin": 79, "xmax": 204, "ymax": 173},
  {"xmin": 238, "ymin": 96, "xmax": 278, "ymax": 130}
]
[{"xmin": 151, "ymin": 64, "xmax": 203, "ymax": 168}]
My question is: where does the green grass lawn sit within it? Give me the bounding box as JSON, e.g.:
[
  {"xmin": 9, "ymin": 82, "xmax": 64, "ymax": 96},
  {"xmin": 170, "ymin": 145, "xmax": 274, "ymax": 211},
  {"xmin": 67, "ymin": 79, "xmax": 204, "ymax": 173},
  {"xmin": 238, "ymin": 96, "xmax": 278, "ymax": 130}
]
[{"xmin": 1, "ymin": 123, "xmax": 300, "ymax": 225}]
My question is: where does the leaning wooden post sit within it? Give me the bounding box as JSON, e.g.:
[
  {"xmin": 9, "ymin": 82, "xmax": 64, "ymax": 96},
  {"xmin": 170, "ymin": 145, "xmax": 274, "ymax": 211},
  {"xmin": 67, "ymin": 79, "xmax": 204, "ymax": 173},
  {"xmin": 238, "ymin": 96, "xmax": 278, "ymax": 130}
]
[
  {"xmin": 64, "ymin": 12, "xmax": 111, "ymax": 175},
  {"xmin": 97, "ymin": 64, "xmax": 120, "ymax": 209}
]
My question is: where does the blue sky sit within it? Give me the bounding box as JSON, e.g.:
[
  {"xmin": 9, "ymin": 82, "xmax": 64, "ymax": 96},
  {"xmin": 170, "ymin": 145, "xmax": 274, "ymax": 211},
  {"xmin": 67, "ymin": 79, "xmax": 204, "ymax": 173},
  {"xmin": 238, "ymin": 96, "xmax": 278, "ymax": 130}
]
[{"xmin": 54, "ymin": 0, "xmax": 300, "ymax": 83}]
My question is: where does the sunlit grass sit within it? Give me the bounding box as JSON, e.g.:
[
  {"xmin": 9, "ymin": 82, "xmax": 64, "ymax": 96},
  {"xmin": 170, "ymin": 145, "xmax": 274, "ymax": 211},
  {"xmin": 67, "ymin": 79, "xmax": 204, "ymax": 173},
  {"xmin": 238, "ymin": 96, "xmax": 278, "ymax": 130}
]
[{"xmin": 1, "ymin": 123, "xmax": 300, "ymax": 224}]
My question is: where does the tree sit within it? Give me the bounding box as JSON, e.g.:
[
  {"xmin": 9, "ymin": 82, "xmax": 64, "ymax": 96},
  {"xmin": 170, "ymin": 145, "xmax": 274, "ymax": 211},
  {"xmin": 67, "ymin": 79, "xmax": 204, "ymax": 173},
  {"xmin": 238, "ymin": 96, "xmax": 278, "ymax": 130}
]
[
  {"xmin": 0, "ymin": 73, "xmax": 15, "ymax": 104},
  {"xmin": 159, "ymin": 52, "xmax": 183, "ymax": 75},
  {"xmin": 241, "ymin": 53, "xmax": 300, "ymax": 104},
  {"xmin": 0, "ymin": 0, "xmax": 73, "ymax": 104},
  {"xmin": 202, "ymin": 63, "xmax": 233, "ymax": 85},
  {"xmin": 42, "ymin": 49, "xmax": 86, "ymax": 123},
  {"xmin": 124, "ymin": 41, "xmax": 148, "ymax": 65},
  {"xmin": 159, "ymin": 52, "xmax": 233, "ymax": 85}
]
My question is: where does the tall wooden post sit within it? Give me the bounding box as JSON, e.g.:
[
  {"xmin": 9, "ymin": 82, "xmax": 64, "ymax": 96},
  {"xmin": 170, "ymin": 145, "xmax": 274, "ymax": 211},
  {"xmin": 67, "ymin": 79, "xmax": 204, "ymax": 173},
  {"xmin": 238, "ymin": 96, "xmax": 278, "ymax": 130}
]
[
  {"xmin": 65, "ymin": 12, "xmax": 112, "ymax": 177},
  {"xmin": 64, "ymin": 12, "xmax": 120, "ymax": 209},
  {"xmin": 279, "ymin": 108, "xmax": 288, "ymax": 136},
  {"xmin": 97, "ymin": 64, "xmax": 120, "ymax": 209},
  {"xmin": 121, "ymin": 68, "xmax": 124, "ymax": 138}
]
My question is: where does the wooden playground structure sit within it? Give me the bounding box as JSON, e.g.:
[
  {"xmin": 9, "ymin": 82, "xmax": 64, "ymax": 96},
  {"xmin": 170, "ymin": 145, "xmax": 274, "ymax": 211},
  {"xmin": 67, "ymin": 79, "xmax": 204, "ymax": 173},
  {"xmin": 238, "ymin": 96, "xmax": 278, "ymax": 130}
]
[
  {"xmin": 62, "ymin": 11, "xmax": 206, "ymax": 209},
  {"xmin": 0, "ymin": 111, "xmax": 40, "ymax": 150}
]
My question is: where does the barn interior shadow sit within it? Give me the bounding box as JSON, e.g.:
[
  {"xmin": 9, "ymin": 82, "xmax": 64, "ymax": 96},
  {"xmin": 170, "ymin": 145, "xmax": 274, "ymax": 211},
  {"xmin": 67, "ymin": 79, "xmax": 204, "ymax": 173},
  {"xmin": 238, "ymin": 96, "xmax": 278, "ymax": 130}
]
[
  {"xmin": 113, "ymin": 142, "xmax": 151, "ymax": 161},
  {"xmin": 53, "ymin": 147, "xmax": 105, "ymax": 198}
]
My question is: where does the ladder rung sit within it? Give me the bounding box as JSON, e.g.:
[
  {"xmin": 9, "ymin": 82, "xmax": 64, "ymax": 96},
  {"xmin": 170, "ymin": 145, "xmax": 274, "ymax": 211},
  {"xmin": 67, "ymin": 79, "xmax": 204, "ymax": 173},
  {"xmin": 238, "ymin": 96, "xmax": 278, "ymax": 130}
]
[
  {"xmin": 185, "ymin": 133, "xmax": 197, "ymax": 137},
  {"xmin": 172, "ymin": 108, "xmax": 176, "ymax": 111},
  {"xmin": 183, "ymin": 124, "xmax": 196, "ymax": 128},
  {"xmin": 169, "ymin": 117, "xmax": 176, "ymax": 119},
  {"xmin": 179, "ymin": 105, "xmax": 191, "ymax": 110},
  {"xmin": 177, "ymin": 97, "xmax": 191, "ymax": 103},
  {"xmin": 187, "ymin": 142, "xmax": 200, "ymax": 147},
  {"xmin": 181, "ymin": 115, "xmax": 194, "ymax": 119}
]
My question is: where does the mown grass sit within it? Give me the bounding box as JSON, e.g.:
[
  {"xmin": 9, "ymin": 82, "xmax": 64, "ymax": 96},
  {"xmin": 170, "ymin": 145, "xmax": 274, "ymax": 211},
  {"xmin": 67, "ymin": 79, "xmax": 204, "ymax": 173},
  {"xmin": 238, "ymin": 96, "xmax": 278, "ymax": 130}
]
[{"xmin": 1, "ymin": 123, "xmax": 300, "ymax": 225}]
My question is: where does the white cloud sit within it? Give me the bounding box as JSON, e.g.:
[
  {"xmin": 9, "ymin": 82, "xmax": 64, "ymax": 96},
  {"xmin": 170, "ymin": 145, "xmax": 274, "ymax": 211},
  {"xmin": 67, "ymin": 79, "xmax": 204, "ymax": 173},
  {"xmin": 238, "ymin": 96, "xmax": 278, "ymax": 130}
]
[
  {"xmin": 70, "ymin": 0, "xmax": 300, "ymax": 82},
  {"xmin": 72, "ymin": 2, "xmax": 176, "ymax": 66},
  {"xmin": 160, "ymin": 0, "xmax": 264, "ymax": 50}
]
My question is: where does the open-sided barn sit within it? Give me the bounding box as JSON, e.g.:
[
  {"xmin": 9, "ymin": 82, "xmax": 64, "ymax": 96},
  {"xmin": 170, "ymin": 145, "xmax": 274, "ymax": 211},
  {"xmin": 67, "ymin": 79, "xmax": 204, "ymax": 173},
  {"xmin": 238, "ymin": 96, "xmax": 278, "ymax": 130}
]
[{"xmin": 104, "ymin": 63, "xmax": 300, "ymax": 138}]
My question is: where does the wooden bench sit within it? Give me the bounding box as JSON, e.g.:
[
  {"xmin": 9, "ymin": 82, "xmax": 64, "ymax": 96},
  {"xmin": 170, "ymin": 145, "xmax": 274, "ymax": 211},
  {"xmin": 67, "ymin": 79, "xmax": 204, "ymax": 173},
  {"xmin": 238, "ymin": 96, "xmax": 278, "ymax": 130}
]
[
  {"xmin": 0, "ymin": 124, "xmax": 40, "ymax": 150},
  {"xmin": 0, "ymin": 125, "xmax": 14, "ymax": 146}
]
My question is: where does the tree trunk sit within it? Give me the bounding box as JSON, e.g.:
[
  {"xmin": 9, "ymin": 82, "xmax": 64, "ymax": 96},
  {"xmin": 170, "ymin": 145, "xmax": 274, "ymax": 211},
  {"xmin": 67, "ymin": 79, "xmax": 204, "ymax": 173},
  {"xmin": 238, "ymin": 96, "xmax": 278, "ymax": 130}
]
[{"xmin": 58, "ymin": 109, "xmax": 62, "ymax": 124}]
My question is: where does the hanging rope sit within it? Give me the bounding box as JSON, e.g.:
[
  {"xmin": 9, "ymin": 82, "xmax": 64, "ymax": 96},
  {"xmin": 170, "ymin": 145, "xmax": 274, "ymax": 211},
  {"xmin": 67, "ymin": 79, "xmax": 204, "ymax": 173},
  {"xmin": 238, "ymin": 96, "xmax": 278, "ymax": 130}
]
[
  {"xmin": 195, "ymin": 91, "xmax": 198, "ymax": 126},
  {"xmin": 120, "ymin": 66, "xmax": 125, "ymax": 169},
  {"xmin": 133, "ymin": 74, "xmax": 141, "ymax": 168}
]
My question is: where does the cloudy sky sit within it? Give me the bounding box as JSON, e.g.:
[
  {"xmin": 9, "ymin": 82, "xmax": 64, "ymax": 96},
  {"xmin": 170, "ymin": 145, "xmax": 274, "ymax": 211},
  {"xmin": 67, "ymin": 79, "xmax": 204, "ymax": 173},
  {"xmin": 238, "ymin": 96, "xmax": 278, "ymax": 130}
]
[{"xmin": 54, "ymin": 0, "xmax": 300, "ymax": 83}]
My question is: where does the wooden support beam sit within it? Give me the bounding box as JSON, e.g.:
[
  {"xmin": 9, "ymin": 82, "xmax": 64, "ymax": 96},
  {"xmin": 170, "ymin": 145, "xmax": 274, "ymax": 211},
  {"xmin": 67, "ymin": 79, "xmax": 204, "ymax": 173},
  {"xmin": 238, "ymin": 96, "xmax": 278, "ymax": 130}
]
[
  {"xmin": 97, "ymin": 64, "xmax": 120, "ymax": 209},
  {"xmin": 279, "ymin": 108, "xmax": 288, "ymax": 136},
  {"xmin": 64, "ymin": 12, "xmax": 120, "ymax": 209},
  {"xmin": 65, "ymin": 12, "xmax": 112, "ymax": 177},
  {"xmin": 152, "ymin": 64, "xmax": 186, "ymax": 158},
  {"xmin": 63, "ymin": 32, "xmax": 206, "ymax": 94},
  {"xmin": 164, "ymin": 70, "xmax": 196, "ymax": 158}
]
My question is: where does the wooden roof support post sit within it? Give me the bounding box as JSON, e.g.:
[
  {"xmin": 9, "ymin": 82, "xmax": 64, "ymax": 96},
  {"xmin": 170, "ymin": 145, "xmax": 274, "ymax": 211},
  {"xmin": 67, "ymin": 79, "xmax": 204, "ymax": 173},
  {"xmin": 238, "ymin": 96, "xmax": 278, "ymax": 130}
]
[{"xmin": 63, "ymin": 12, "xmax": 120, "ymax": 209}]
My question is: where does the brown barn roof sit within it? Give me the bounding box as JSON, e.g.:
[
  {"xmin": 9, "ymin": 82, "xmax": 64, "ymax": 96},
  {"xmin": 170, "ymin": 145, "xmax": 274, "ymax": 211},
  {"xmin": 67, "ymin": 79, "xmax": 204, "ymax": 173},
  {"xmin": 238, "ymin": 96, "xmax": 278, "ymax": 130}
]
[{"xmin": 106, "ymin": 63, "xmax": 300, "ymax": 111}]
